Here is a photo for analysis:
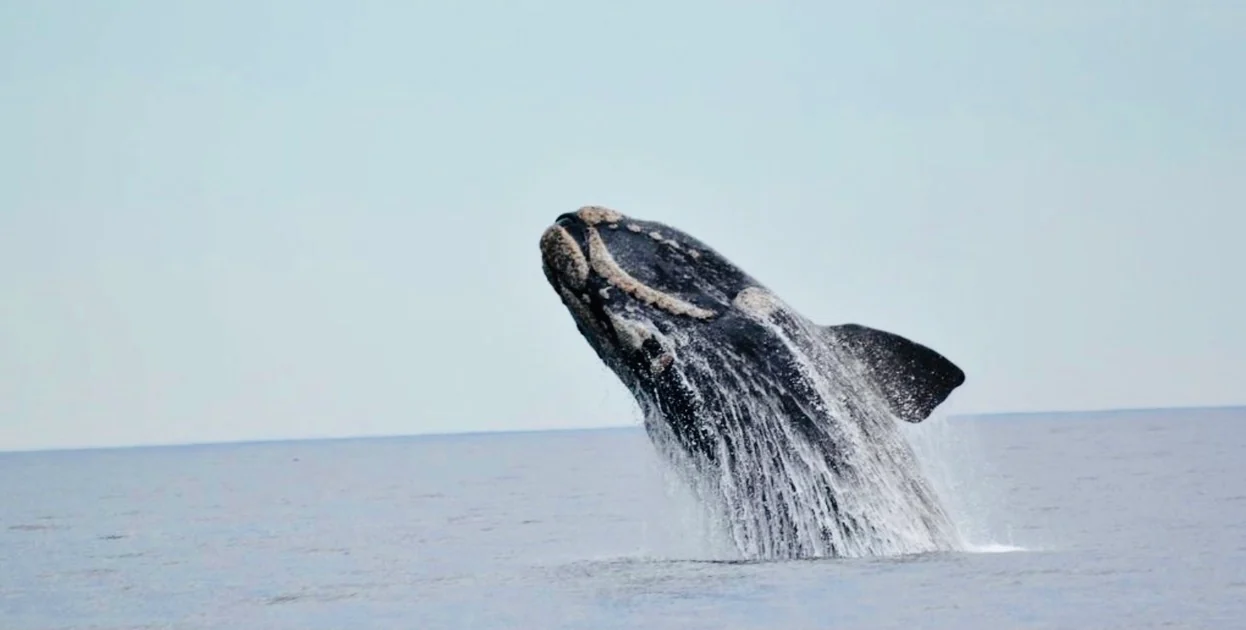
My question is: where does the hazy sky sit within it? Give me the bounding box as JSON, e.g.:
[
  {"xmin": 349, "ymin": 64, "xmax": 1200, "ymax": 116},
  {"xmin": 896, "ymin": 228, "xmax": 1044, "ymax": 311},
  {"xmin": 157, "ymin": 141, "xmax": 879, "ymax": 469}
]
[{"xmin": 2, "ymin": 2, "xmax": 1243, "ymax": 451}]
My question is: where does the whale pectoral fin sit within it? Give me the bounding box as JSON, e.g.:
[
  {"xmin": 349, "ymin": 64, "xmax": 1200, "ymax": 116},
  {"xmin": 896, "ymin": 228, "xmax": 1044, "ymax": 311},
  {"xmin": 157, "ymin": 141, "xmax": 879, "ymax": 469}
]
[{"xmin": 826, "ymin": 324, "xmax": 966, "ymax": 423}]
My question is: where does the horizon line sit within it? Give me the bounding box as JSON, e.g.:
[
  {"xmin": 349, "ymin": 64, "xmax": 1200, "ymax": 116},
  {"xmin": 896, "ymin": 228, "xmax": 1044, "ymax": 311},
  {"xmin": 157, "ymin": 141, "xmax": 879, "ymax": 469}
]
[{"xmin": 2, "ymin": 402, "xmax": 1242, "ymax": 456}]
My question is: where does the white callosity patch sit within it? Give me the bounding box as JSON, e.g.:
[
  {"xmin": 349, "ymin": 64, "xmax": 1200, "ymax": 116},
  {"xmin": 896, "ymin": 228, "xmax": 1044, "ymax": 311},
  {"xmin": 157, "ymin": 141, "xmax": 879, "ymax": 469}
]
[
  {"xmin": 649, "ymin": 230, "xmax": 685, "ymax": 251},
  {"xmin": 586, "ymin": 227, "xmax": 716, "ymax": 320},
  {"xmin": 644, "ymin": 300, "xmax": 964, "ymax": 560},
  {"xmin": 539, "ymin": 225, "xmax": 589, "ymax": 291},
  {"xmin": 575, "ymin": 205, "xmax": 624, "ymax": 226},
  {"xmin": 731, "ymin": 287, "xmax": 782, "ymax": 320},
  {"xmin": 650, "ymin": 353, "xmax": 674, "ymax": 374},
  {"xmin": 605, "ymin": 308, "xmax": 653, "ymax": 351},
  {"xmin": 605, "ymin": 309, "xmax": 680, "ymax": 376}
]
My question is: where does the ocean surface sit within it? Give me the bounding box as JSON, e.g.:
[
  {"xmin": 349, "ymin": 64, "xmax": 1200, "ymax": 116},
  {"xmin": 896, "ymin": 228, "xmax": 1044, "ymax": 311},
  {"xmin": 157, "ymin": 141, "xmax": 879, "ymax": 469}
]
[{"xmin": 3, "ymin": 407, "xmax": 1245, "ymax": 629}]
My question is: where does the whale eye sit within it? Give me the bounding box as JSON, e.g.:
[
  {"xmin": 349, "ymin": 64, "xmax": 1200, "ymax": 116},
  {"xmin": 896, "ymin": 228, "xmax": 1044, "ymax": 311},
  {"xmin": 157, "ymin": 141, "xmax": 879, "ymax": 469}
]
[{"xmin": 641, "ymin": 336, "xmax": 664, "ymax": 357}]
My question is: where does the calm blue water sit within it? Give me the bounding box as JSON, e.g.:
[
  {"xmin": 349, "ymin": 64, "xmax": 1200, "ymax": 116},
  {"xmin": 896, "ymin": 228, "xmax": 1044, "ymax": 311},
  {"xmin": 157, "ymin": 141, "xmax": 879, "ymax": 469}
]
[{"xmin": 3, "ymin": 408, "xmax": 1245, "ymax": 629}]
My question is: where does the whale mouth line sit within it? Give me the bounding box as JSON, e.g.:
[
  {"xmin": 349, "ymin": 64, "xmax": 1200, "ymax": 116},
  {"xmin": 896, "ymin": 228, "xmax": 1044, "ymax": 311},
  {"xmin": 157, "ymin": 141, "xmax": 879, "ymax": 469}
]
[{"xmin": 540, "ymin": 222, "xmax": 717, "ymax": 321}]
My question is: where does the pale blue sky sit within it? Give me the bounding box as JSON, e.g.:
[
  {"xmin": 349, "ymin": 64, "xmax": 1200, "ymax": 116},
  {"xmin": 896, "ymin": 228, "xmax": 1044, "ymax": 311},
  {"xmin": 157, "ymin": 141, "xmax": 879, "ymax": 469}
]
[{"xmin": 2, "ymin": 2, "xmax": 1243, "ymax": 451}]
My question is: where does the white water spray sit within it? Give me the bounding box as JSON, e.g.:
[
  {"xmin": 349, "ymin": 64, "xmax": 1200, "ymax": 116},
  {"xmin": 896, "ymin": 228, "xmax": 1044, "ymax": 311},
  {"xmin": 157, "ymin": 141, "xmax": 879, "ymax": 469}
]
[
  {"xmin": 641, "ymin": 310, "xmax": 970, "ymax": 560},
  {"xmin": 899, "ymin": 412, "xmax": 1026, "ymax": 554}
]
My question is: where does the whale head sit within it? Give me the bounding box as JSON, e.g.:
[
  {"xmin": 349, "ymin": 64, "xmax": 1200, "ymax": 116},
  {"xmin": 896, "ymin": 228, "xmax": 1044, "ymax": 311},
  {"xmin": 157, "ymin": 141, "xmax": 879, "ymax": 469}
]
[{"xmin": 538, "ymin": 206, "xmax": 754, "ymax": 393}]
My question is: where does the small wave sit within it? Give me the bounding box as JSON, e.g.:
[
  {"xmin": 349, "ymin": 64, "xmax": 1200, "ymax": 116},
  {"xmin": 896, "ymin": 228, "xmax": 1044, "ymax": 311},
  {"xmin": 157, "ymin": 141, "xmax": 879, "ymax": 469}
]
[{"xmin": 965, "ymin": 542, "xmax": 1028, "ymax": 554}]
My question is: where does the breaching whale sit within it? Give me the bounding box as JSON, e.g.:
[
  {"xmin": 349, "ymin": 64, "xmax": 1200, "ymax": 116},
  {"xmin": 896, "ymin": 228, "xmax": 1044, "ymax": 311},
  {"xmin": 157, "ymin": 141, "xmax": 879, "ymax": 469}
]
[{"xmin": 539, "ymin": 206, "xmax": 966, "ymax": 559}]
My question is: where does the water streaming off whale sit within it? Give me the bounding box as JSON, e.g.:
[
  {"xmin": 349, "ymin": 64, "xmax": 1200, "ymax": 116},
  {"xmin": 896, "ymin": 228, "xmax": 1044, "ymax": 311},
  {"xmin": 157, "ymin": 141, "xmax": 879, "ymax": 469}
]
[{"xmin": 641, "ymin": 306, "xmax": 964, "ymax": 560}]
